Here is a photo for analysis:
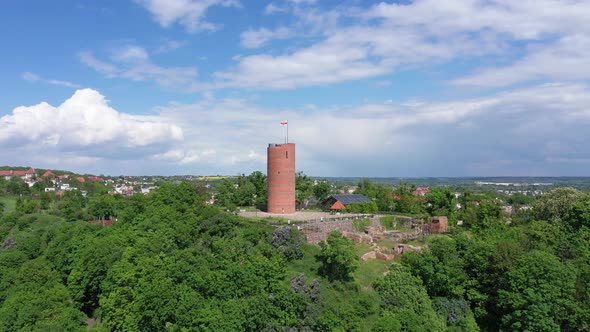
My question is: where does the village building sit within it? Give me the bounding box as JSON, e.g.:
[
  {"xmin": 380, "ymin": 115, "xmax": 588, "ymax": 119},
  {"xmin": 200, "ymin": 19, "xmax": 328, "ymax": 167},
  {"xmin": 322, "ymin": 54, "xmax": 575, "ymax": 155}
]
[
  {"xmin": 323, "ymin": 194, "xmax": 371, "ymax": 210},
  {"xmin": 41, "ymin": 170, "xmax": 56, "ymax": 178},
  {"xmin": 0, "ymin": 168, "xmax": 36, "ymax": 180},
  {"xmin": 412, "ymin": 186, "xmax": 430, "ymax": 196}
]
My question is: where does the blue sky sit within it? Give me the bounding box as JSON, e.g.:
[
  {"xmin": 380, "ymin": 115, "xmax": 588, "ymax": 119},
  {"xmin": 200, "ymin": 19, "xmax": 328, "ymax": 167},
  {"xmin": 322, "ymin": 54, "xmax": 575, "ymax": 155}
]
[{"xmin": 1, "ymin": 0, "xmax": 590, "ymax": 176}]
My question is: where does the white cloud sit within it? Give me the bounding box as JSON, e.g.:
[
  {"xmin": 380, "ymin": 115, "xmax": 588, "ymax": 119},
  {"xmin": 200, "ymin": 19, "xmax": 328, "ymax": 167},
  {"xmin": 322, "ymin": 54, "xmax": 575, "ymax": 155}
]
[
  {"xmin": 134, "ymin": 0, "xmax": 240, "ymax": 32},
  {"xmin": 367, "ymin": 0, "xmax": 590, "ymax": 40},
  {"xmin": 79, "ymin": 46, "xmax": 199, "ymax": 89},
  {"xmin": 224, "ymin": 0, "xmax": 590, "ymax": 89},
  {"xmin": 154, "ymin": 39, "xmax": 187, "ymax": 54},
  {"xmin": 150, "ymin": 82, "xmax": 590, "ymax": 176},
  {"xmin": 453, "ymin": 35, "xmax": 590, "ymax": 87},
  {"xmin": 79, "ymin": 52, "xmax": 119, "ymax": 76},
  {"xmin": 216, "ymin": 33, "xmax": 391, "ymax": 88},
  {"xmin": 240, "ymin": 27, "xmax": 293, "ymax": 48},
  {"xmin": 110, "ymin": 45, "xmax": 150, "ymax": 62},
  {"xmin": 3, "ymin": 83, "xmax": 590, "ymax": 175},
  {"xmin": 0, "ymin": 89, "xmax": 182, "ymax": 157},
  {"xmin": 22, "ymin": 72, "xmax": 40, "ymax": 81},
  {"xmin": 264, "ymin": 3, "xmax": 286, "ymax": 15},
  {"xmin": 22, "ymin": 71, "xmax": 80, "ymax": 88}
]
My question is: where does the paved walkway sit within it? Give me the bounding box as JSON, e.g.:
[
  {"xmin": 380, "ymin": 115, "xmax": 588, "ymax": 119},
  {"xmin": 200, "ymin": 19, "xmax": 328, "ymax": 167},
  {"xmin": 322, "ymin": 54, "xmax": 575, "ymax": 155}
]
[{"xmin": 238, "ymin": 210, "xmax": 371, "ymax": 222}]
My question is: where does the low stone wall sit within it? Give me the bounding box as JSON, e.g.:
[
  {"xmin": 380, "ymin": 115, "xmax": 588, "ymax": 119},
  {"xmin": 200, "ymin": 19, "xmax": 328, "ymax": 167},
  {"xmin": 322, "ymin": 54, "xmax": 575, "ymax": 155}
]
[
  {"xmin": 297, "ymin": 219, "xmax": 357, "ymax": 244},
  {"xmin": 371, "ymin": 230, "xmax": 421, "ymax": 242},
  {"xmin": 360, "ymin": 251, "xmax": 395, "ymax": 261},
  {"xmin": 294, "ymin": 215, "xmax": 423, "ymax": 245},
  {"xmin": 394, "ymin": 243, "xmax": 424, "ymax": 255},
  {"xmin": 341, "ymin": 231, "xmax": 373, "ymax": 244}
]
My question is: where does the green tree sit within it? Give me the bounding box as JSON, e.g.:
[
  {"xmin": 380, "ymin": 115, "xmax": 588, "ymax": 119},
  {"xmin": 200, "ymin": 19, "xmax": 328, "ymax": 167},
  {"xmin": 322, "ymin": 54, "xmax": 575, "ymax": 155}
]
[
  {"xmin": 271, "ymin": 226, "xmax": 305, "ymax": 261},
  {"xmin": 401, "ymin": 237, "xmax": 468, "ymax": 298},
  {"xmin": 6, "ymin": 177, "xmax": 30, "ymax": 196},
  {"xmin": 87, "ymin": 195, "xmax": 118, "ymax": 220},
  {"xmin": 216, "ymin": 179, "xmax": 238, "ymax": 210},
  {"xmin": 56, "ymin": 190, "xmax": 87, "ymax": 221},
  {"xmin": 374, "ymin": 263, "xmax": 445, "ymax": 331},
  {"xmin": 425, "ymin": 187, "xmax": 455, "ymax": 217},
  {"xmin": 499, "ymin": 250, "xmax": 577, "ymax": 331},
  {"xmin": 296, "ymin": 172, "xmax": 314, "ymax": 206},
  {"xmin": 313, "ymin": 179, "xmax": 332, "ymax": 200},
  {"xmin": 345, "ymin": 201, "xmax": 379, "ymax": 213},
  {"xmin": 533, "ymin": 187, "xmax": 585, "ymax": 224},
  {"xmin": 356, "ymin": 179, "xmax": 395, "ymax": 212},
  {"xmin": 394, "ymin": 183, "xmax": 424, "ymax": 215},
  {"xmin": 318, "ymin": 232, "xmax": 358, "ymax": 282},
  {"xmin": 248, "ymin": 171, "xmax": 267, "ymax": 206}
]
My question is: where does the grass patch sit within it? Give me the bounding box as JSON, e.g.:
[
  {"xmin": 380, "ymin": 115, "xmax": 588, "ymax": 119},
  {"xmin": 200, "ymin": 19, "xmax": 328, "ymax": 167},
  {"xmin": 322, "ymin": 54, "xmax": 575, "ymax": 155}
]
[
  {"xmin": 375, "ymin": 239, "xmax": 399, "ymax": 249},
  {"xmin": 354, "ymin": 258, "xmax": 392, "ymax": 290},
  {"xmin": 380, "ymin": 215, "xmax": 413, "ymax": 231},
  {"xmin": 285, "ymin": 244, "xmax": 322, "ymax": 280},
  {"xmin": 404, "ymin": 233, "xmax": 452, "ymax": 246},
  {"xmin": 380, "ymin": 216, "xmax": 396, "ymax": 229},
  {"xmin": 353, "ymin": 242, "xmax": 374, "ymax": 256},
  {"xmin": 351, "ymin": 242, "xmax": 392, "ymax": 289}
]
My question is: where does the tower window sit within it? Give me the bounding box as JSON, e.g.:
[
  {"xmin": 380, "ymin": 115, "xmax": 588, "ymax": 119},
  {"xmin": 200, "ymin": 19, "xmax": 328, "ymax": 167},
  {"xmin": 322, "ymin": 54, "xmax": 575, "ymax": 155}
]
[{"xmin": 286, "ymin": 151, "xmax": 288, "ymax": 158}]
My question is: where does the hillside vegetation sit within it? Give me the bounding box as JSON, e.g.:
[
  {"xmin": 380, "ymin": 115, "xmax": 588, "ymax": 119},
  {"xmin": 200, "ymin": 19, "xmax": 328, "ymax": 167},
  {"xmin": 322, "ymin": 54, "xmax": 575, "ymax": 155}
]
[{"xmin": 0, "ymin": 184, "xmax": 589, "ymax": 331}]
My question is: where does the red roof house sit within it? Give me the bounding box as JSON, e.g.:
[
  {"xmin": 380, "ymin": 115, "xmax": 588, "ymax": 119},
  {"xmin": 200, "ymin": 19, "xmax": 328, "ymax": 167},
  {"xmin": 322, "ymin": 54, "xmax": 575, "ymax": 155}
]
[
  {"xmin": 76, "ymin": 176, "xmax": 86, "ymax": 183},
  {"xmin": 42, "ymin": 170, "xmax": 56, "ymax": 177},
  {"xmin": 323, "ymin": 194, "xmax": 371, "ymax": 210},
  {"xmin": 412, "ymin": 186, "xmax": 430, "ymax": 197},
  {"xmin": 0, "ymin": 168, "xmax": 36, "ymax": 180}
]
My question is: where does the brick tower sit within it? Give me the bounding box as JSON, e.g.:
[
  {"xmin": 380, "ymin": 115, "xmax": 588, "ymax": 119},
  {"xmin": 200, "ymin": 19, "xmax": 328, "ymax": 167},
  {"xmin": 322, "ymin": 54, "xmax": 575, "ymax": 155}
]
[{"xmin": 267, "ymin": 143, "xmax": 296, "ymax": 214}]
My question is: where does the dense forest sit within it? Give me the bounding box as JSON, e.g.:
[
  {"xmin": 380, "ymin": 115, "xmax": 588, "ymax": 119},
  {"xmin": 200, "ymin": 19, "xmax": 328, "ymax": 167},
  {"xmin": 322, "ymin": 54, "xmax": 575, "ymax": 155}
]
[{"xmin": 1, "ymin": 179, "xmax": 590, "ymax": 330}]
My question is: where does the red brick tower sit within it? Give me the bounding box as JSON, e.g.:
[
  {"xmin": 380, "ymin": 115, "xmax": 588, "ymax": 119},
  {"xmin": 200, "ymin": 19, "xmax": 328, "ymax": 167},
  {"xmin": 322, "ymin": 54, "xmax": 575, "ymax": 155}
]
[{"xmin": 267, "ymin": 143, "xmax": 296, "ymax": 214}]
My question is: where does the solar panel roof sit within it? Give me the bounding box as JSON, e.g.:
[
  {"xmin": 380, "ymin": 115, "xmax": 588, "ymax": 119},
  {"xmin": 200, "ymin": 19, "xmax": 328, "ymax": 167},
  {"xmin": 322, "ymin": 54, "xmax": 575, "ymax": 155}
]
[{"xmin": 330, "ymin": 194, "xmax": 371, "ymax": 204}]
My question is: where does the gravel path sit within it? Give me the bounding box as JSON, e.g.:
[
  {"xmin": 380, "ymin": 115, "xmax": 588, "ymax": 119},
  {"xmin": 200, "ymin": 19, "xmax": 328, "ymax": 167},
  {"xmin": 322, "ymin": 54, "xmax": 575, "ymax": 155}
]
[{"xmin": 238, "ymin": 210, "xmax": 373, "ymax": 222}]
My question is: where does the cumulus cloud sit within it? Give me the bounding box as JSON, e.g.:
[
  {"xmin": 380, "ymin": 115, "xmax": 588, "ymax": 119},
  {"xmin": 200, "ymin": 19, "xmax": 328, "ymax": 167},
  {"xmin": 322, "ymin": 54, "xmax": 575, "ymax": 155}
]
[
  {"xmin": 264, "ymin": 3, "xmax": 286, "ymax": 15},
  {"xmin": 453, "ymin": 35, "xmax": 590, "ymax": 87},
  {"xmin": 135, "ymin": 0, "xmax": 240, "ymax": 32},
  {"xmin": 223, "ymin": 0, "xmax": 590, "ymax": 89},
  {"xmin": 154, "ymin": 39, "xmax": 187, "ymax": 54},
  {"xmin": 240, "ymin": 27, "xmax": 293, "ymax": 48},
  {"xmin": 79, "ymin": 45, "xmax": 198, "ymax": 89},
  {"xmin": 3, "ymin": 83, "xmax": 590, "ymax": 175},
  {"xmin": 151, "ymin": 82, "xmax": 590, "ymax": 176},
  {"xmin": 0, "ymin": 89, "xmax": 183, "ymax": 158}
]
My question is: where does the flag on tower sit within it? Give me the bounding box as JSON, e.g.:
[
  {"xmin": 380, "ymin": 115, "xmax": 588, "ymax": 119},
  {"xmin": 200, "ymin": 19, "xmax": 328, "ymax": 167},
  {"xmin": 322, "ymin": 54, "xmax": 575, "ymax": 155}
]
[{"xmin": 280, "ymin": 120, "xmax": 288, "ymax": 125}]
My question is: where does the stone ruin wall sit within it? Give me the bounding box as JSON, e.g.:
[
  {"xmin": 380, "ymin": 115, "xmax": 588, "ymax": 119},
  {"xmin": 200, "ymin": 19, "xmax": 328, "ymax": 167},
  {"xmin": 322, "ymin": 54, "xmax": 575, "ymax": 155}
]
[
  {"xmin": 293, "ymin": 215, "xmax": 426, "ymax": 262},
  {"xmin": 295, "ymin": 216, "xmax": 425, "ymax": 245}
]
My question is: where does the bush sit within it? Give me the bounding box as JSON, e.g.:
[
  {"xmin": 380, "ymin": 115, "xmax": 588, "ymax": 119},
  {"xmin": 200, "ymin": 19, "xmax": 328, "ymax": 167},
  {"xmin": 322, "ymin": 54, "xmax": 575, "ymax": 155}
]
[
  {"xmin": 271, "ymin": 226, "xmax": 305, "ymax": 261},
  {"xmin": 352, "ymin": 218, "xmax": 371, "ymax": 232},
  {"xmin": 345, "ymin": 202, "xmax": 378, "ymax": 214},
  {"xmin": 380, "ymin": 216, "xmax": 398, "ymax": 230}
]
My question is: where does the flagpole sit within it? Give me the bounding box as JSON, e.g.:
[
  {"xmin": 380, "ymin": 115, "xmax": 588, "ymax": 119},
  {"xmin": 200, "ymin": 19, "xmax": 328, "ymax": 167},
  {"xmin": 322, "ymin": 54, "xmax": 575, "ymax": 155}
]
[{"xmin": 280, "ymin": 120, "xmax": 289, "ymax": 143}]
